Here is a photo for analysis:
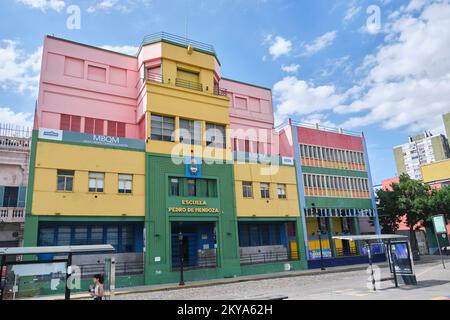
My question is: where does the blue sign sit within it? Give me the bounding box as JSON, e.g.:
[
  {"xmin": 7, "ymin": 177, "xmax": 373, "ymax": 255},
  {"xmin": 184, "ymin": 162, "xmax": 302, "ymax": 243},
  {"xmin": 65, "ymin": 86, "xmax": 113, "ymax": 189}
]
[
  {"xmin": 308, "ymin": 249, "xmax": 332, "ymax": 260},
  {"xmin": 185, "ymin": 156, "xmax": 202, "ymax": 178}
]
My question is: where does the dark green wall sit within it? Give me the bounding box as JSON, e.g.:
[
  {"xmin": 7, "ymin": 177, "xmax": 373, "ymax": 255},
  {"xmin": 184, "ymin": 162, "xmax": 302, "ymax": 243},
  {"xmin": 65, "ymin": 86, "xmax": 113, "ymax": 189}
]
[{"xmin": 144, "ymin": 153, "xmax": 241, "ymax": 284}]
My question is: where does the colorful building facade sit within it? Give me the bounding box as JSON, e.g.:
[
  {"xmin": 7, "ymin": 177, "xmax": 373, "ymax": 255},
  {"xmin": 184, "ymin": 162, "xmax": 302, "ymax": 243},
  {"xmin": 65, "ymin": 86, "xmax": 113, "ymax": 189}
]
[
  {"xmin": 278, "ymin": 121, "xmax": 382, "ymax": 267},
  {"xmin": 0, "ymin": 124, "xmax": 31, "ymax": 247},
  {"xmin": 24, "ymin": 33, "xmax": 381, "ymax": 289}
]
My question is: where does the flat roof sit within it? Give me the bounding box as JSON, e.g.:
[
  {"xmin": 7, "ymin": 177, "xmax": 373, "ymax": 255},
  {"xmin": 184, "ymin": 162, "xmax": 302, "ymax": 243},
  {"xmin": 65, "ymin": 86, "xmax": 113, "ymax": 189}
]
[
  {"xmin": 333, "ymin": 234, "xmax": 408, "ymax": 242},
  {"xmin": 0, "ymin": 245, "xmax": 115, "ymax": 256}
]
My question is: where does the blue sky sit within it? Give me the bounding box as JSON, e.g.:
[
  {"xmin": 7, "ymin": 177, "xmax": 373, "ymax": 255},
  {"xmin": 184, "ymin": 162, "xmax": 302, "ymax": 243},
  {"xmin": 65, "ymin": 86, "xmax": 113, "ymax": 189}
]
[{"xmin": 1, "ymin": 0, "xmax": 450, "ymax": 185}]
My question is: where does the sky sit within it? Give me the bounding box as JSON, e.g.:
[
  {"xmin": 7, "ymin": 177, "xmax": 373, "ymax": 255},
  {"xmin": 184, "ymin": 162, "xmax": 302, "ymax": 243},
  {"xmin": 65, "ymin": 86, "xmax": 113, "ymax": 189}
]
[{"xmin": 0, "ymin": 0, "xmax": 449, "ymax": 185}]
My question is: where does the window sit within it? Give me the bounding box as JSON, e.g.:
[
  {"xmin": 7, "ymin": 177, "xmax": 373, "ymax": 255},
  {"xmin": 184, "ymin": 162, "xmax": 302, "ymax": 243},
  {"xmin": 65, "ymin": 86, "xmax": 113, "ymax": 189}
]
[
  {"xmin": 121, "ymin": 226, "xmax": 134, "ymax": 252},
  {"xmin": 177, "ymin": 68, "xmax": 200, "ymax": 83},
  {"xmin": 106, "ymin": 226, "xmax": 119, "ymax": 248},
  {"xmin": 242, "ymin": 182, "xmax": 253, "ymax": 198},
  {"xmin": 170, "ymin": 178, "xmax": 180, "ymax": 196},
  {"xmin": 146, "ymin": 65, "xmax": 161, "ymax": 82},
  {"xmin": 84, "ymin": 117, "xmax": 104, "ymax": 135},
  {"xmin": 89, "ymin": 172, "xmax": 105, "ymax": 193},
  {"xmin": 260, "ymin": 183, "xmax": 270, "ymax": 199},
  {"xmin": 180, "ymin": 119, "xmax": 201, "ymax": 145},
  {"xmin": 205, "ymin": 179, "xmax": 218, "ymax": 197},
  {"xmin": 73, "ymin": 227, "xmax": 88, "ymax": 245},
  {"xmin": 39, "ymin": 228, "xmax": 55, "ymax": 246},
  {"xmin": 151, "ymin": 114, "xmax": 175, "ymax": 142},
  {"xmin": 57, "ymin": 227, "xmax": 71, "ymax": 246},
  {"xmin": 57, "ymin": 170, "xmax": 74, "ymax": 192},
  {"xmin": 107, "ymin": 121, "xmax": 126, "ymax": 137},
  {"xmin": 38, "ymin": 224, "xmax": 142, "ymax": 253},
  {"xmin": 60, "ymin": 114, "xmax": 81, "ymax": 132},
  {"xmin": 187, "ymin": 179, "xmax": 196, "ymax": 196},
  {"xmin": 277, "ymin": 184, "xmax": 287, "ymax": 199},
  {"xmin": 91, "ymin": 227, "xmax": 104, "ymax": 245},
  {"xmin": 206, "ymin": 123, "xmax": 226, "ymax": 148},
  {"xmin": 118, "ymin": 174, "xmax": 132, "ymax": 194},
  {"xmin": 244, "ymin": 140, "xmax": 250, "ymax": 153}
]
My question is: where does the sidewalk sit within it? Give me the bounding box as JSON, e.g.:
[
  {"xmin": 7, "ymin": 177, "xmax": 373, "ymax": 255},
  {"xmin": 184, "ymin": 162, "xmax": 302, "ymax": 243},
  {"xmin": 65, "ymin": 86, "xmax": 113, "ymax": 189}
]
[{"xmin": 29, "ymin": 254, "xmax": 450, "ymax": 300}]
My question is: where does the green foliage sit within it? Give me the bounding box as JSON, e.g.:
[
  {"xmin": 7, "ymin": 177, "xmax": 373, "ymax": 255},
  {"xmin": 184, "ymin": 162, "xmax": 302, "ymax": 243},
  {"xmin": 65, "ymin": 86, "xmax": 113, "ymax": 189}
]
[{"xmin": 375, "ymin": 174, "xmax": 450, "ymax": 253}]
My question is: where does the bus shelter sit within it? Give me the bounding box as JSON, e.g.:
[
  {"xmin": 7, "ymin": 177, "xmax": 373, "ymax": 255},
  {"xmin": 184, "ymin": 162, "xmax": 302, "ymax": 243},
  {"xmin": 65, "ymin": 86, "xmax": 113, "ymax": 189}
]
[
  {"xmin": 0, "ymin": 245, "xmax": 115, "ymax": 300},
  {"xmin": 332, "ymin": 234, "xmax": 417, "ymax": 291}
]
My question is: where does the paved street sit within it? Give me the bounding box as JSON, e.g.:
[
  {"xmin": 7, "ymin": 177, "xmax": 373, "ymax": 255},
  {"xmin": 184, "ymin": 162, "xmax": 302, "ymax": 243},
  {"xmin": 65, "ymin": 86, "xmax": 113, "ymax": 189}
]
[{"xmin": 116, "ymin": 261, "xmax": 450, "ymax": 300}]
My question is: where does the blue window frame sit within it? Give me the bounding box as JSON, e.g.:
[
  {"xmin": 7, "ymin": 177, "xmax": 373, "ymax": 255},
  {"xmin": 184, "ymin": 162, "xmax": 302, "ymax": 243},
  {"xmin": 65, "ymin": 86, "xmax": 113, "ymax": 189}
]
[
  {"xmin": 238, "ymin": 222, "xmax": 287, "ymax": 247},
  {"xmin": 38, "ymin": 222, "xmax": 143, "ymax": 253}
]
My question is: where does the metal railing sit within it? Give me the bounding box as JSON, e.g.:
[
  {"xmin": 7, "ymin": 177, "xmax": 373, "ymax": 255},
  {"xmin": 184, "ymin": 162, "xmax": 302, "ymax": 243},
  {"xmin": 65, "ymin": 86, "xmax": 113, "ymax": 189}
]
[
  {"xmin": 240, "ymin": 250, "xmax": 296, "ymax": 265},
  {"xmin": 175, "ymin": 78, "xmax": 203, "ymax": 92},
  {"xmin": 0, "ymin": 208, "xmax": 25, "ymax": 223},
  {"xmin": 335, "ymin": 247, "xmax": 359, "ymax": 257},
  {"xmin": 213, "ymin": 85, "xmax": 228, "ymax": 97},
  {"xmin": 172, "ymin": 255, "xmax": 217, "ymax": 271},
  {"xmin": 141, "ymin": 32, "xmax": 216, "ymax": 55},
  {"xmin": 0, "ymin": 123, "xmax": 32, "ymax": 138},
  {"xmin": 274, "ymin": 120, "xmax": 362, "ymax": 137},
  {"xmin": 146, "ymin": 71, "xmax": 163, "ymax": 83},
  {"xmin": 79, "ymin": 261, "xmax": 143, "ymax": 278}
]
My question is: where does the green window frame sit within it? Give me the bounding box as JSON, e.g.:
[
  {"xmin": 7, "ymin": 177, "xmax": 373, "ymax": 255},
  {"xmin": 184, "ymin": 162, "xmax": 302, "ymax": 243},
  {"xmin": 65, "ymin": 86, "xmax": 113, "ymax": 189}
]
[{"xmin": 57, "ymin": 170, "xmax": 74, "ymax": 192}]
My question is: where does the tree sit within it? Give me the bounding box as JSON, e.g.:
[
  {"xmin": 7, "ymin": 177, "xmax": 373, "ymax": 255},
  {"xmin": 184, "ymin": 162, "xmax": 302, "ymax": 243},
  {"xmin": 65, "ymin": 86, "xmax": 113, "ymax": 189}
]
[
  {"xmin": 396, "ymin": 174, "xmax": 431, "ymax": 256},
  {"xmin": 375, "ymin": 174, "xmax": 432, "ymax": 257},
  {"xmin": 375, "ymin": 186, "xmax": 402, "ymax": 233},
  {"xmin": 429, "ymin": 186, "xmax": 450, "ymax": 219}
]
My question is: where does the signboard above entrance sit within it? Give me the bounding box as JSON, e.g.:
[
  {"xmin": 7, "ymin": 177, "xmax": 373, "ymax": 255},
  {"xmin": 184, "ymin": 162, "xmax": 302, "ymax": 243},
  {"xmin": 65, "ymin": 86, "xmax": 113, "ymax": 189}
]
[{"xmin": 168, "ymin": 199, "xmax": 220, "ymax": 214}]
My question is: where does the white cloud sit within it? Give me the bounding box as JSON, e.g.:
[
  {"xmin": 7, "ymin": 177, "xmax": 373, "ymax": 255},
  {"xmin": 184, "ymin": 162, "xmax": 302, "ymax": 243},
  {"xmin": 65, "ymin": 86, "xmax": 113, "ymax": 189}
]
[
  {"xmin": 301, "ymin": 31, "xmax": 337, "ymax": 56},
  {"xmin": 273, "ymin": 0, "xmax": 450, "ymax": 135},
  {"xmin": 0, "ymin": 40, "xmax": 42, "ymax": 95},
  {"xmin": 267, "ymin": 35, "xmax": 292, "ymax": 60},
  {"xmin": 16, "ymin": 0, "xmax": 66, "ymax": 12},
  {"xmin": 87, "ymin": 0, "xmax": 151, "ymax": 14},
  {"xmin": 0, "ymin": 107, "xmax": 33, "ymax": 128},
  {"xmin": 338, "ymin": 0, "xmax": 450, "ymax": 133},
  {"xmin": 273, "ymin": 76, "xmax": 347, "ymax": 121},
  {"xmin": 344, "ymin": 3, "xmax": 362, "ymax": 22},
  {"xmin": 281, "ymin": 64, "xmax": 300, "ymax": 74},
  {"xmin": 101, "ymin": 45, "xmax": 139, "ymax": 55}
]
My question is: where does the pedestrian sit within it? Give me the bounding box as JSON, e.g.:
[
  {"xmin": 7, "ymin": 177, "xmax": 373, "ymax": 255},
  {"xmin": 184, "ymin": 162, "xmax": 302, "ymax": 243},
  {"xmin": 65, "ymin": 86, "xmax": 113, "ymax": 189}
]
[{"xmin": 89, "ymin": 274, "xmax": 104, "ymax": 300}]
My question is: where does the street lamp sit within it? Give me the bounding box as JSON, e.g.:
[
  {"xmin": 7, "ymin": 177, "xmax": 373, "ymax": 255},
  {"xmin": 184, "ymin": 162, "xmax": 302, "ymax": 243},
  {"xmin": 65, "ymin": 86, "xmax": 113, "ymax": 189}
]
[{"xmin": 178, "ymin": 231, "xmax": 185, "ymax": 286}]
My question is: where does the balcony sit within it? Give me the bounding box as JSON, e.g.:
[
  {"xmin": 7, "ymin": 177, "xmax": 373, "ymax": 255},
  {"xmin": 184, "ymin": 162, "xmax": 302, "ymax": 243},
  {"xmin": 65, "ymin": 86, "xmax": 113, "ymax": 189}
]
[
  {"xmin": 175, "ymin": 78, "xmax": 203, "ymax": 92},
  {"xmin": 146, "ymin": 71, "xmax": 163, "ymax": 83},
  {"xmin": 144, "ymin": 73, "xmax": 228, "ymax": 98},
  {"xmin": 141, "ymin": 32, "xmax": 217, "ymax": 56},
  {"xmin": 213, "ymin": 85, "xmax": 228, "ymax": 97},
  {"xmin": 0, "ymin": 208, "xmax": 25, "ymax": 223}
]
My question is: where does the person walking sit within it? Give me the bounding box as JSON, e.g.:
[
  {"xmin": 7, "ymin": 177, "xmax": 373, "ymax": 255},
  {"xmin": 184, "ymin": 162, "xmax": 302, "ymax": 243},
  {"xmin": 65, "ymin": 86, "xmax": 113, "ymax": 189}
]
[{"xmin": 89, "ymin": 274, "xmax": 104, "ymax": 301}]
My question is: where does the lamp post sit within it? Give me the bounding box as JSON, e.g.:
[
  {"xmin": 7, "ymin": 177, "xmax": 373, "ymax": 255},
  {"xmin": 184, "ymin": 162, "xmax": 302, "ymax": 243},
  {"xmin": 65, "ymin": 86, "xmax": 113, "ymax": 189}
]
[{"xmin": 178, "ymin": 231, "xmax": 185, "ymax": 286}]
